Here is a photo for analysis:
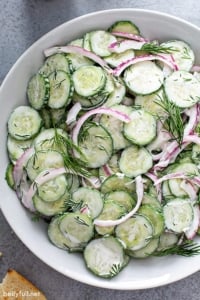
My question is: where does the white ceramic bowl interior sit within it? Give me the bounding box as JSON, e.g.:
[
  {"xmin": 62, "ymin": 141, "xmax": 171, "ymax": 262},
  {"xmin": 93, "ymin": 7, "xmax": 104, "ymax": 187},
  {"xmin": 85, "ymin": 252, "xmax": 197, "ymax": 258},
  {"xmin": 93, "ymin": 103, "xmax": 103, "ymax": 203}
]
[{"xmin": 1, "ymin": 9, "xmax": 200, "ymax": 289}]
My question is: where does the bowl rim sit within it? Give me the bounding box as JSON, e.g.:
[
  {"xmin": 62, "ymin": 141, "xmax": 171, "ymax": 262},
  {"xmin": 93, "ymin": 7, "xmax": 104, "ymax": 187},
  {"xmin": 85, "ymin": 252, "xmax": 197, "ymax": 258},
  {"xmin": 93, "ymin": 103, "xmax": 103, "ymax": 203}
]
[{"xmin": 1, "ymin": 8, "xmax": 200, "ymax": 290}]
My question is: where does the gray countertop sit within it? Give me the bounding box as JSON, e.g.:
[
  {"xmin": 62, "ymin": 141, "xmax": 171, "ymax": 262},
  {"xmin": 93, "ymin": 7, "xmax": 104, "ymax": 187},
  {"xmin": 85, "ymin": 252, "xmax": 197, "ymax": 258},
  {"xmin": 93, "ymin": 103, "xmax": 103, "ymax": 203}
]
[{"xmin": 1, "ymin": 1, "xmax": 200, "ymax": 299}]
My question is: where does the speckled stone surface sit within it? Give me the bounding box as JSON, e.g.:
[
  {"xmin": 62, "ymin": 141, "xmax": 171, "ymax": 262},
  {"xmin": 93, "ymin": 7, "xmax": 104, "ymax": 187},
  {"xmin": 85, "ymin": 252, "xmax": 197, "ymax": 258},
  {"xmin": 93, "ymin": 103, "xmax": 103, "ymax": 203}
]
[{"xmin": 1, "ymin": 1, "xmax": 200, "ymax": 299}]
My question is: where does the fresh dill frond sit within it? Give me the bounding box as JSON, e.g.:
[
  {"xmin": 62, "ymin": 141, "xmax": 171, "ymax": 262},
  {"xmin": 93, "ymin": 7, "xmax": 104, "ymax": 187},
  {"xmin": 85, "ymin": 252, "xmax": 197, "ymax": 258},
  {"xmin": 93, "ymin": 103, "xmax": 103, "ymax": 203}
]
[
  {"xmin": 74, "ymin": 216, "xmax": 89, "ymax": 227},
  {"xmin": 141, "ymin": 41, "xmax": 178, "ymax": 54},
  {"xmin": 65, "ymin": 198, "xmax": 84, "ymax": 212},
  {"xmin": 153, "ymin": 240, "xmax": 200, "ymax": 257},
  {"xmin": 51, "ymin": 128, "xmax": 92, "ymax": 178},
  {"xmin": 155, "ymin": 94, "xmax": 184, "ymax": 147}
]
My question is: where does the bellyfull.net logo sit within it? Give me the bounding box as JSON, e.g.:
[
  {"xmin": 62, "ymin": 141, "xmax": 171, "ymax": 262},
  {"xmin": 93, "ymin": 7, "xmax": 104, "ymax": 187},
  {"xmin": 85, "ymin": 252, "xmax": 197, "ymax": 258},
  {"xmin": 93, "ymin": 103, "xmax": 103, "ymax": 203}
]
[{"xmin": 2, "ymin": 290, "xmax": 41, "ymax": 298}]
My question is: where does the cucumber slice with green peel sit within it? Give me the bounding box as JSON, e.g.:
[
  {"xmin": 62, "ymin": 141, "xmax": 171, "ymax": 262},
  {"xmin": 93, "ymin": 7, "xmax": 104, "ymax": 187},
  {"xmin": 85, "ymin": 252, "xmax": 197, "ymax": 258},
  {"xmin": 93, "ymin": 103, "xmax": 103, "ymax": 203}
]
[
  {"xmin": 39, "ymin": 53, "xmax": 71, "ymax": 76},
  {"xmin": 123, "ymin": 109, "xmax": 157, "ymax": 146},
  {"xmin": 50, "ymin": 107, "xmax": 67, "ymax": 128},
  {"xmin": 104, "ymin": 78, "xmax": 126, "ymax": 107},
  {"xmin": 33, "ymin": 128, "xmax": 68, "ymax": 152},
  {"xmin": 90, "ymin": 30, "xmax": 117, "ymax": 57},
  {"xmin": 27, "ymin": 73, "xmax": 50, "ymax": 110},
  {"xmin": 163, "ymin": 198, "xmax": 193, "ymax": 233},
  {"xmin": 48, "ymin": 70, "xmax": 73, "ymax": 109},
  {"xmin": 142, "ymin": 193, "xmax": 161, "ymax": 208},
  {"xmin": 156, "ymin": 232, "xmax": 179, "ymax": 251},
  {"xmin": 104, "ymin": 50, "xmax": 135, "ymax": 68},
  {"xmin": 83, "ymin": 33, "xmax": 92, "ymax": 51},
  {"xmin": 26, "ymin": 150, "xmax": 65, "ymax": 181},
  {"xmin": 95, "ymin": 200, "xmax": 126, "ymax": 236},
  {"xmin": 160, "ymin": 40, "xmax": 195, "ymax": 71},
  {"xmin": 33, "ymin": 189, "xmax": 70, "ymax": 217},
  {"xmin": 84, "ymin": 236, "xmax": 129, "ymax": 278},
  {"xmin": 119, "ymin": 145, "xmax": 153, "ymax": 178},
  {"xmin": 7, "ymin": 135, "xmax": 33, "ymax": 163},
  {"xmin": 66, "ymin": 52, "xmax": 94, "ymax": 71},
  {"xmin": 5, "ymin": 163, "xmax": 15, "ymax": 190},
  {"xmin": 59, "ymin": 212, "xmax": 94, "ymax": 251},
  {"xmin": 72, "ymin": 66, "xmax": 106, "ymax": 97},
  {"xmin": 168, "ymin": 162, "xmax": 199, "ymax": 197},
  {"xmin": 101, "ymin": 174, "xmax": 136, "ymax": 194},
  {"xmin": 100, "ymin": 104, "xmax": 132, "ymax": 150},
  {"xmin": 78, "ymin": 123, "xmax": 113, "ymax": 168},
  {"xmin": 127, "ymin": 237, "xmax": 159, "ymax": 258},
  {"xmin": 48, "ymin": 215, "xmax": 69, "ymax": 250},
  {"xmin": 115, "ymin": 214, "xmax": 153, "ymax": 250},
  {"xmin": 124, "ymin": 61, "xmax": 164, "ymax": 95},
  {"xmin": 66, "ymin": 174, "xmax": 80, "ymax": 193},
  {"xmin": 37, "ymin": 174, "xmax": 68, "ymax": 202},
  {"xmin": 164, "ymin": 71, "xmax": 200, "ymax": 108},
  {"xmin": 192, "ymin": 144, "xmax": 200, "ymax": 164},
  {"xmin": 39, "ymin": 108, "xmax": 52, "ymax": 129},
  {"xmin": 69, "ymin": 38, "xmax": 83, "ymax": 47},
  {"xmin": 73, "ymin": 91, "xmax": 107, "ymax": 110},
  {"xmin": 8, "ymin": 106, "xmax": 42, "ymax": 141},
  {"xmin": 104, "ymin": 190, "xmax": 136, "ymax": 212},
  {"xmin": 108, "ymin": 20, "xmax": 140, "ymax": 35},
  {"xmin": 138, "ymin": 204, "xmax": 164, "ymax": 237},
  {"xmin": 71, "ymin": 187, "xmax": 104, "ymax": 219},
  {"xmin": 134, "ymin": 89, "xmax": 167, "ymax": 117}
]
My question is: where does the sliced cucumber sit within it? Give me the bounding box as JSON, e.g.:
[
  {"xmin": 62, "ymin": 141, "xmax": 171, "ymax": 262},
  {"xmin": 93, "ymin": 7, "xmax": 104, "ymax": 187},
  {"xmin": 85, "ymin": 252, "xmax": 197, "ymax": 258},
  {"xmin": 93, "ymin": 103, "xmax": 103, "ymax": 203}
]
[
  {"xmin": 7, "ymin": 134, "xmax": 33, "ymax": 163},
  {"xmin": 48, "ymin": 215, "xmax": 69, "ymax": 250},
  {"xmin": 33, "ymin": 128, "xmax": 68, "ymax": 152},
  {"xmin": 33, "ymin": 189, "xmax": 70, "ymax": 217},
  {"xmin": 59, "ymin": 212, "xmax": 94, "ymax": 251},
  {"xmin": 27, "ymin": 73, "xmax": 50, "ymax": 110},
  {"xmin": 164, "ymin": 71, "xmax": 200, "ymax": 108},
  {"xmin": 90, "ymin": 30, "xmax": 117, "ymax": 57},
  {"xmin": 104, "ymin": 190, "xmax": 136, "ymax": 212},
  {"xmin": 108, "ymin": 20, "xmax": 140, "ymax": 35},
  {"xmin": 84, "ymin": 236, "xmax": 129, "ymax": 278},
  {"xmin": 160, "ymin": 40, "xmax": 195, "ymax": 71},
  {"xmin": 8, "ymin": 106, "xmax": 42, "ymax": 141},
  {"xmin": 115, "ymin": 214, "xmax": 153, "ymax": 250},
  {"xmin": 100, "ymin": 104, "xmax": 132, "ymax": 150},
  {"xmin": 104, "ymin": 78, "xmax": 126, "ymax": 107},
  {"xmin": 123, "ymin": 109, "xmax": 157, "ymax": 145},
  {"xmin": 73, "ymin": 66, "xmax": 106, "ymax": 97},
  {"xmin": 101, "ymin": 174, "xmax": 136, "ymax": 194},
  {"xmin": 142, "ymin": 192, "xmax": 161, "ymax": 208},
  {"xmin": 104, "ymin": 50, "xmax": 135, "ymax": 68},
  {"xmin": 134, "ymin": 88, "xmax": 167, "ymax": 117},
  {"xmin": 26, "ymin": 150, "xmax": 64, "ymax": 181},
  {"xmin": 39, "ymin": 53, "xmax": 71, "ymax": 76},
  {"xmin": 95, "ymin": 200, "xmax": 126, "ymax": 236},
  {"xmin": 78, "ymin": 123, "xmax": 113, "ymax": 168},
  {"xmin": 138, "ymin": 204, "xmax": 164, "ymax": 237},
  {"xmin": 127, "ymin": 237, "xmax": 159, "ymax": 258},
  {"xmin": 5, "ymin": 163, "xmax": 15, "ymax": 190},
  {"xmin": 157, "ymin": 232, "xmax": 179, "ymax": 251},
  {"xmin": 37, "ymin": 174, "xmax": 68, "ymax": 202},
  {"xmin": 168, "ymin": 162, "xmax": 199, "ymax": 197},
  {"xmin": 71, "ymin": 187, "xmax": 104, "ymax": 219},
  {"xmin": 48, "ymin": 70, "xmax": 73, "ymax": 109},
  {"xmin": 163, "ymin": 198, "xmax": 193, "ymax": 233},
  {"xmin": 124, "ymin": 61, "xmax": 164, "ymax": 95},
  {"xmin": 119, "ymin": 145, "xmax": 153, "ymax": 178}
]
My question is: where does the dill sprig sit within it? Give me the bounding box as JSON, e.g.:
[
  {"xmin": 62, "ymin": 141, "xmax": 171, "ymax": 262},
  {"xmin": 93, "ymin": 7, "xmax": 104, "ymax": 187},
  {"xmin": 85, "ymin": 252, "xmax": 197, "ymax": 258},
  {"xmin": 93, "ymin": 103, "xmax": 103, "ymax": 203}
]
[
  {"xmin": 153, "ymin": 240, "xmax": 200, "ymax": 257},
  {"xmin": 51, "ymin": 129, "xmax": 91, "ymax": 178},
  {"xmin": 155, "ymin": 94, "xmax": 184, "ymax": 147},
  {"xmin": 142, "ymin": 41, "xmax": 177, "ymax": 54}
]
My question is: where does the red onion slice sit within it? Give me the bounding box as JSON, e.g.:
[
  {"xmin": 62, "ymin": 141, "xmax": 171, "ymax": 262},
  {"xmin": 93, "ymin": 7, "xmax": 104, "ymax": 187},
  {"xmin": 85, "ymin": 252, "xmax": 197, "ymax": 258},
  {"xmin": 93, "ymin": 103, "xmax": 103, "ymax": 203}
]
[
  {"xmin": 93, "ymin": 175, "xmax": 143, "ymax": 227},
  {"xmin": 113, "ymin": 54, "xmax": 178, "ymax": 76},
  {"xmin": 13, "ymin": 147, "xmax": 35, "ymax": 188},
  {"xmin": 72, "ymin": 107, "xmax": 131, "ymax": 146},
  {"xmin": 111, "ymin": 31, "xmax": 149, "ymax": 42},
  {"xmin": 66, "ymin": 102, "xmax": 82, "ymax": 125},
  {"xmin": 44, "ymin": 45, "xmax": 112, "ymax": 73}
]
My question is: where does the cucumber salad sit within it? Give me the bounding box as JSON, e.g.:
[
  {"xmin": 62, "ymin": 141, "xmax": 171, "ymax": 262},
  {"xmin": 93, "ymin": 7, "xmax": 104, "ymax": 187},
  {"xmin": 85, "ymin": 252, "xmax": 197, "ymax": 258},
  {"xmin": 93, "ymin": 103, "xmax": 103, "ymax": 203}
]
[{"xmin": 5, "ymin": 20, "xmax": 200, "ymax": 279}]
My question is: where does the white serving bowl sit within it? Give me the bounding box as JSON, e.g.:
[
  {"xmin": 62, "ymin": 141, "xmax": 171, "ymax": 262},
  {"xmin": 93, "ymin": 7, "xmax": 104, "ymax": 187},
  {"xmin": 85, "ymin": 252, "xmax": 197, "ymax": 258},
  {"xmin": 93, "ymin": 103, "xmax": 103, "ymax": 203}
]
[{"xmin": 1, "ymin": 9, "xmax": 200, "ymax": 290}]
